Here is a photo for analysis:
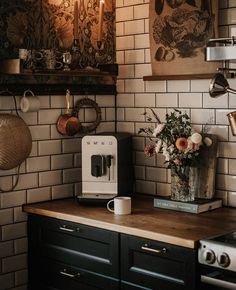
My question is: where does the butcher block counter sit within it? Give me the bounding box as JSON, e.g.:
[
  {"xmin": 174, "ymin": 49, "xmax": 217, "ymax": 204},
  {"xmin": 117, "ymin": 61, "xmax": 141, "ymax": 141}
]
[{"xmin": 23, "ymin": 195, "xmax": 236, "ymax": 249}]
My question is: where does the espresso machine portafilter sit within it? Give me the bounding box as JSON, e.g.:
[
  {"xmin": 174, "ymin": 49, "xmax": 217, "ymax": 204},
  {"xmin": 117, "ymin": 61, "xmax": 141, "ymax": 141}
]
[{"xmin": 77, "ymin": 133, "xmax": 133, "ymax": 203}]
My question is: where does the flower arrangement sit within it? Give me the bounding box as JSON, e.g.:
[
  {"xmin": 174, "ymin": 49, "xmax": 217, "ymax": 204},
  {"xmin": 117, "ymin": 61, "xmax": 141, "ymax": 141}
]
[{"xmin": 139, "ymin": 109, "xmax": 213, "ymax": 201}]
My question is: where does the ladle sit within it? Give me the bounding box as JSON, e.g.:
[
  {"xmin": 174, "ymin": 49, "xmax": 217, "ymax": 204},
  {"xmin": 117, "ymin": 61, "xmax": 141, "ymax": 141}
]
[
  {"xmin": 209, "ymin": 73, "xmax": 236, "ymax": 97},
  {"xmin": 209, "ymin": 73, "xmax": 236, "ymax": 135}
]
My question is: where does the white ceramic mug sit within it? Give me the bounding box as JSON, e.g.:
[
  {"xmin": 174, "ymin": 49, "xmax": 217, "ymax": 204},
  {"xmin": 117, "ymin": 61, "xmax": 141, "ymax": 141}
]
[
  {"xmin": 44, "ymin": 49, "xmax": 63, "ymax": 70},
  {"xmin": 107, "ymin": 196, "xmax": 131, "ymax": 215},
  {"xmin": 20, "ymin": 90, "xmax": 40, "ymax": 113},
  {"xmin": 19, "ymin": 49, "xmax": 32, "ymax": 70}
]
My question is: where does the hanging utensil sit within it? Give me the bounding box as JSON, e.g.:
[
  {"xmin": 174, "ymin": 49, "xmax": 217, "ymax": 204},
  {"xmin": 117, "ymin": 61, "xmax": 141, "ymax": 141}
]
[
  {"xmin": 155, "ymin": 0, "xmax": 164, "ymax": 15},
  {"xmin": 0, "ymin": 90, "xmax": 32, "ymax": 192},
  {"xmin": 209, "ymin": 73, "xmax": 236, "ymax": 136},
  {"xmin": 209, "ymin": 73, "xmax": 236, "ymax": 98},
  {"xmin": 56, "ymin": 89, "xmax": 81, "ymax": 136}
]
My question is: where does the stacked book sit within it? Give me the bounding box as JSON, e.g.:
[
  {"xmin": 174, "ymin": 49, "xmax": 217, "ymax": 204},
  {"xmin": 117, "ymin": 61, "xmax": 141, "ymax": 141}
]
[{"xmin": 153, "ymin": 197, "xmax": 222, "ymax": 214}]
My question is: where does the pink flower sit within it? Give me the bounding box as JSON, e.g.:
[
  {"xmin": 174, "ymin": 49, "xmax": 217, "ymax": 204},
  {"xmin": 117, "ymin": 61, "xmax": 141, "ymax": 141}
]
[
  {"xmin": 187, "ymin": 137, "xmax": 194, "ymax": 150},
  {"xmin": 144, "ymin": 144, "xmax": 156, "ymax": 157},
  {"xmin": 174, "ymin": 159, "xmax": 182, "ymax": 165},
  {"xmin": 175, "ymin": 137, "xmax": 188, "ymax": 151},
  {"xmin": 193, "ymin": 143, "xmax": 200, "ymax": 151}
]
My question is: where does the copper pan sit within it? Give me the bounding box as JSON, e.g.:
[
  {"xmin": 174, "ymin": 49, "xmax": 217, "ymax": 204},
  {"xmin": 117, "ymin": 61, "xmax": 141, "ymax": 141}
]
[{"xmin": 57, "ymin": 89, "xmax": 81, "ymax": 136}]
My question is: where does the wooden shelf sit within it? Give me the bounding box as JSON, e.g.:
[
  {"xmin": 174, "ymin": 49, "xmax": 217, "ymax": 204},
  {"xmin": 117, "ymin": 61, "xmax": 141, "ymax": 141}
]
[
  {"xmin": 143, "ymin": 74, "xmax": 214, "ymax": 81},
  {"xmin": 0, "ymin": 66, "xmax": 118, "ymax": 95},
  {"xmin": 14, "ymin": 68, "xmax": 110, "ymax": 77}
]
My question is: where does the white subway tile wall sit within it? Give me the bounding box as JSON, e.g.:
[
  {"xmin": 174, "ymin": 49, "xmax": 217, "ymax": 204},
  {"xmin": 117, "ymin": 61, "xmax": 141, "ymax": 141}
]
[
  {"xmin": 1, "ymin": 1, "xmax": 236, "ymax": 289},
  {"xmin": 116, "ymin": 1, "xmax": 236, "ymax": 201},
  {"xmin": 0, "ymin": 93, "xmax": 115, "ymax": 289}
]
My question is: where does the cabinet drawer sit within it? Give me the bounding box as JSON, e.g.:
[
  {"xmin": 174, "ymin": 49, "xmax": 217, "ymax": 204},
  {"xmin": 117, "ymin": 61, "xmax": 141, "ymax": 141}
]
[
  {"xmin": 28, "ymin": 214, "xmax": 119, "ymax": 278},
  {"xmin": 120, "ymin": 234, "xmax": 197, "ymax": 290},
  {"xmin": 29, "ymin": 257, "xmax": 119, "ymax": 290}
]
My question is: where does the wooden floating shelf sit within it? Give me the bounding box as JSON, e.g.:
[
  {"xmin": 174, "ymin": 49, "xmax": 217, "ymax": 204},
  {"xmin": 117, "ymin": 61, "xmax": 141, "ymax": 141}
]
[
  {"xmin": 0, "ymin": 83, "xmax": 117, "ymax": 96},
  {"xmin": 17, "ymin": 69, "xmax": 110, "ymax": 77},
  {"xmin": 0, "ymin": 65, "xmax": 118, "ymax": 96},
  {"xmin": 143, "ymin": 74, "xmax": 215, "ymax": 81}
]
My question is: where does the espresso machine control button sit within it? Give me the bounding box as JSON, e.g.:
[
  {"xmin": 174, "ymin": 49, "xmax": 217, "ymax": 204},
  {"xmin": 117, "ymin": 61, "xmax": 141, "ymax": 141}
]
[
  {"xmin": 217, "ymin": 252, "xmax": 230, "ymax": 268},
  {"xmin": 203, "ymin": 249, "xmax": 216, "ymax": 264}
]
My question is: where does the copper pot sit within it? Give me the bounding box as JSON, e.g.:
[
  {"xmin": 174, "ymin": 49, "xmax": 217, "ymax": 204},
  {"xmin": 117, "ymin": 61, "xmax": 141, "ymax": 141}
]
[
  {"xmin": 57, "ymin": 89, "xmax": 81, "ymax": 136},
  {"xmin": 228, "ymin": 111, "xmax": 236, "ymax": 136}
]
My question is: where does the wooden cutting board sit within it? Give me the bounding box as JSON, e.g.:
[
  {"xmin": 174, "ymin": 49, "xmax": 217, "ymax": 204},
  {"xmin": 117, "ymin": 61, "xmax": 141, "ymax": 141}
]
[{"xmin": 192, "ymin": 134, "xmax": 218, "ymax": 199}]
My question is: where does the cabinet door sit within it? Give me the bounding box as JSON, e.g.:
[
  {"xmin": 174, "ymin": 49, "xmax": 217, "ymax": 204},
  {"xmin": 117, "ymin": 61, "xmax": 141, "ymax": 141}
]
[
  {"xmin": 120, "ymin": 234, "xmax": 197, "ymax": 290},
  {"xmin": 28, "ymin": 214, "xmax": 119, "ymax": 290},
  {"xmin": 28, "ymin": 214, "xmax": 119, "ymax": 278},
  {"xmin": 29, "ymin": 257, "xmax": 119, "ymax": 290}
]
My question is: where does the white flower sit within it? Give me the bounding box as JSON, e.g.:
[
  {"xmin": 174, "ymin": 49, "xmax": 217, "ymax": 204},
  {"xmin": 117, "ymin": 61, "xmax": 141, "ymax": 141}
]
[
  {"xmin": 191, "ymin": 132, "xmax": 202, "ymax": 144},
  {"xmin": 163, "ymin": 151, "xmax": 170, "ymax": 161},
  {"xmin": 187, "ymin": 137, "xmax": 194, "ymax": 150},
  {"xmin": 169, "ymin": 144, "xmax": 175, "ymax": 153},
  {"xmin": 203, "ymin": 137, "xmax": 212, "ymax": 147},
  {"xmin": 155, "ymin": 140, "xmax": 163, "ymax": 154},
  {"xmin": 162, "ymin": 142, "xmax": 167, "ymax": 150},
  {"xmin": 162, "ymin": 145, "xmax": 170, "ymax": 161},
  {"xmin": 153, "ymin": 124, "xmax": 165, "ymax": 137}
]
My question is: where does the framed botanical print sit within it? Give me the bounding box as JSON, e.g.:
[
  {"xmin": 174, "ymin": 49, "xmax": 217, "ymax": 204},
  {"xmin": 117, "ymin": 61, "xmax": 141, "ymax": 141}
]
[{"xmin": 149, "ymin": 0, "xmax": 220, "ymax": 78}]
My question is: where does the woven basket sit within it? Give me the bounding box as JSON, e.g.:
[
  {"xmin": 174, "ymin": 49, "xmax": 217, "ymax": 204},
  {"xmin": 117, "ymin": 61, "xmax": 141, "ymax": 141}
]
[{"xmin": 0, "ymin": 114, "xmax": 32, "ymax": 170}]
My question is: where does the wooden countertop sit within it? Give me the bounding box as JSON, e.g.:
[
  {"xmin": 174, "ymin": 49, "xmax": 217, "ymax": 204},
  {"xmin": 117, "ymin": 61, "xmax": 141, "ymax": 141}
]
[{"xmin": 23, "ymin": 196, "xmax": 236, "ymax": 249}]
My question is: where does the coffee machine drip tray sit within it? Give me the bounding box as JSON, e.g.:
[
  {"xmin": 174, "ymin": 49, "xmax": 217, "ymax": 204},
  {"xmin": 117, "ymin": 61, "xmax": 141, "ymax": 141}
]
[{"xmin": 77, "ymin": 193, "xmax": 117, "ymax": 204}]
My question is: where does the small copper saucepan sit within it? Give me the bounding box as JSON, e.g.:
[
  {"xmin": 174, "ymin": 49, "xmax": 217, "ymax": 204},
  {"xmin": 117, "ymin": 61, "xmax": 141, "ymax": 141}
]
[
  {"xmin": 57, "ymin": 89, "xmax": 81, "ymax": 136},
  {"xmin": 228, "ymin": 111, "xmax": 236, "ymax": 136}
]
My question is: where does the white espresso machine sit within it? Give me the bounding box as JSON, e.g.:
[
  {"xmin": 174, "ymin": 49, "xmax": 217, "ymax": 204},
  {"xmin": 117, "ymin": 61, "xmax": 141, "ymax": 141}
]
[{"xmin": 77, "ymin": 133, "xmax": 133, "ymax": 203}]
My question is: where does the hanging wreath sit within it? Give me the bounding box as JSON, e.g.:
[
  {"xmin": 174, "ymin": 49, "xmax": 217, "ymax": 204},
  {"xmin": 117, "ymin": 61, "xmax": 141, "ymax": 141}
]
[{"xmin": 74, "ymin": 98, "xmax": 102, "ymax": 133}]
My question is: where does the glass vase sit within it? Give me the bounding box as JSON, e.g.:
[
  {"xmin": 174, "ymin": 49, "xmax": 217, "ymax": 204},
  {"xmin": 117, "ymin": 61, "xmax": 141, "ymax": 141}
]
[{"xmin": 171, "ymin": 166, "xmax": 196, "ymax": 202}]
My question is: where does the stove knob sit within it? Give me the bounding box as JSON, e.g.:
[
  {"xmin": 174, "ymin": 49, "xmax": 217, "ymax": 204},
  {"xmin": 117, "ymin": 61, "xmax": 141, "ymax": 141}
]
[
  {"xmin": 217, "ymin": 252, "xmax": 230, "ymax": 268},
  {"xmin": 203, "ymin": 249, "xmax": 215, "ymax": 264}
]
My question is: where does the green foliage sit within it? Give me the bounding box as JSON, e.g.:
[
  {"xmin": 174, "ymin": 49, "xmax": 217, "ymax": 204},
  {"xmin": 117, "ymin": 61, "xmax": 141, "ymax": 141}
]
[{"xmin": 139, "ymin": 109, "xmax": 210, "ymax": 175}]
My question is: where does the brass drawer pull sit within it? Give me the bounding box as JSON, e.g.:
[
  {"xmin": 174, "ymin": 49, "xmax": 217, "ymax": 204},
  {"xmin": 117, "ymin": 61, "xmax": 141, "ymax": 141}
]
[
  {"xmin": 59, "ymin": 226, "xmax": 80, "ymax": 232},
  {"xmin": 60, "ymin": 269, "xmax": 80, "ymax": 279},
  {"xmin": 141, "ymin": 243, "xmax": 167, "ymax": 254}
]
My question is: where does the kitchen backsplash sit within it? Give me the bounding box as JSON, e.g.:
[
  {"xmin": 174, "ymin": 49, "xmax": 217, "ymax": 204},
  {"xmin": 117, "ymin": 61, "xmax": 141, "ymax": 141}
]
[
  {"xmin": 0, "ymin": 93, "xmax": 115, "ymax": 290},
  {"xmin": 0, "ymin": 0, "xmax": 236, "ymax": 289},
  {"xmin": 116, "ymin": 0, "xmax": 236, "ymax": 204}
]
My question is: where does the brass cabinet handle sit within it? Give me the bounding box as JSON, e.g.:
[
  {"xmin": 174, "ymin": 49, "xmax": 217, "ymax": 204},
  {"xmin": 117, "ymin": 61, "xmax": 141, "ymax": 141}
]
[
  {"xmin": 59, "ymin": 226, "xmax": 80, "ymax": 232},
  {"xmin": 60, "ymin": 269, "xmax": 80, "ymax": 279},
  {"xmin": 141, "ymin": 243, "xmax": 167, "ymax": 254}
]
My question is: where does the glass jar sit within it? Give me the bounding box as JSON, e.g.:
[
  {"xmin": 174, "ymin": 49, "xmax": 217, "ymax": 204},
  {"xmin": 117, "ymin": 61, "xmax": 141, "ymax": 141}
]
[{"xmin": 171, "ymin": 166, "xmax": 196, "ymax": 202}]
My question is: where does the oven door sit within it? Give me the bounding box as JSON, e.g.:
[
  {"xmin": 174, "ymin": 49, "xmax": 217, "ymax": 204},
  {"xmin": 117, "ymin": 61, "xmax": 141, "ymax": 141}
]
[{"xmin": 200, "ymin": 266, "xmax": 236, "ymax": 290}]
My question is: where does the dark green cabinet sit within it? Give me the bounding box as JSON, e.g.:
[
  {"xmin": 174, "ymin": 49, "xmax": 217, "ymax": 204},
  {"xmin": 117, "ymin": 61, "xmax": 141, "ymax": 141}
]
[
  {"xmin": 120, "ymin": 234, "xmax": 197, "ymax": 290},
  {"xmin": 28, "ymin": 214, "xmax": 119, "ymax": 290},
  {"xmin": 28, "ymin": 214, "xmax": 198, "ymax": 290}
]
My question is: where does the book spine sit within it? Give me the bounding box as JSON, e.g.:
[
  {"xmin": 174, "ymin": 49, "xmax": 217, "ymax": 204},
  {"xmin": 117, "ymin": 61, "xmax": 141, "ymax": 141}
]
[{"xmin": 153, "ymin": 200, "xmax": 198, "ymax": 213}]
